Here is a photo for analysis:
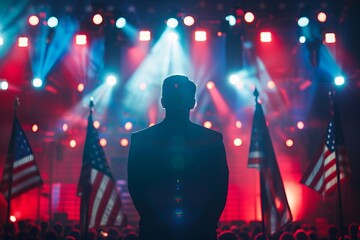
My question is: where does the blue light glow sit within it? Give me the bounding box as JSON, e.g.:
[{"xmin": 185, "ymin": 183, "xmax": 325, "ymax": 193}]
[
  {"xmin": 167, "ymin": 18, "xmax": 179, "ymax": 28},
  {"xmin": 116, "ymin": 17, "xmax": 126, "ymax": 28},
  {"xmin": 298, "ymin": 17, "xmax": 309, "ymax": 27},
  {"xmin": 334, "ymin": 76, "xmax": 345, "ymax": 86}
]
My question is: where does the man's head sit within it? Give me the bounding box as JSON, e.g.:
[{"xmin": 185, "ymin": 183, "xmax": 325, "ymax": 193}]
[{"xmin": 161, "ymin": 75, "xmax": 196, "ymax": 110}]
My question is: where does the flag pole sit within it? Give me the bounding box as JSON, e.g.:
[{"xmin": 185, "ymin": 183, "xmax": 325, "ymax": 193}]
[
  {"xmin": 329, "ymin": 90, "xmax": 344, "ymax": 237},
  {"xmin": 5, "ymin": 97, "xmax": 20, "ymax": 224},
  {"xmin": 253, "ymin": 89, "xmax": 267, "ymax": 237},
  {"xmin": 80, "ymin": 98, "xmax": 94, "ymax": 240}
]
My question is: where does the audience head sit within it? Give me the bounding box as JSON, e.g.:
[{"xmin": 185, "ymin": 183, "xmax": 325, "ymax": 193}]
[
  {"xmin": 218, "ymin": 230, "xmax": 238, "ymax": 240},
  {"xmin": 294, "ymin": 229, "xmax": 310, "ymax": 240},
  {"xmin": 280, "ymin": 232, "xmax": 295, "ymax": 240},
  {"xmin": 161, "ymin": 75, "xmax": 196, "ymax": 110}
]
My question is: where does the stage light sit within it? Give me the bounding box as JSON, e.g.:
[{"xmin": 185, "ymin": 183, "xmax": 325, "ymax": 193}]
[
  {"xmin": 195, "ymin": 30, "xmax": 207, "ymax": 41},
  {"xmin": 106, "ymin": 75, "xmax": 117, "ymax": 86},
  {"xmin": 286, "ymin": 139, "xmax": 294, "ymax": 147},
  {"xmin": 47, "ymin": 16, "xmax": 58, "ymax": 28},
  {"xmin": 69, "ymin": 139, "xmax": 77, "ymax": 148},
  {"xmin": 317, "ymin": 12, "xmax": 327, "ymax": 22},
  {"xmin": 298, "ymin": 17, "xmax": 309, "ymax": 27},
  {"xmin": 229, "ymin": 74, "xmax": 240, "ymax": 84},
  {"xmin": 260, "ymin": 32, "xmax": 272, "ymax": 42},
  {"xmin": 32, "ymin": 124, "xmax": 39, "ymax": 132},
  {"xmin": 93, "ymin": 14, "xmax": 103, "ymax": 25},
  {"xmin": 244, "ymin": 12, "xmax": 255, "ymax": 23},
  {"xmin": 325, "ymin": 33, "xmax": 336, "ymax": 43},
  {"xmin": 93, "ymin": 120, "xmax": 100, "ymax": 129},
  {"xmin": 225, "ymin": 15, "xmax": 236, "ymax": 26},
  {"xmin": 18, "ymin": 37, "xmax": 29, "ymax": 47},
  {"xmin": 299, "ymin": 36, "xmax": 306, "ymax": 43},
  {"xmin": 334, "ymin": 76, "xmax": 345, "ymax": 86},
  {"xmin": 297, "ymin": 121, "xmax": 304, "ymax": 130},
  {"xmin": 124, "ymin": 122, "xmax": 133, "ymax": 131},
  {"xmin": 120, "ymin": 138, "xmax": 129, "ymax": 147},
  {"xmin": 166, "ymin": 18, "xmax": 179, "ymax": 28},
  {"xmin": 0, "ymin": 36, "xmax": 3, "ymax": 46},
  {"xmin": 235, "ymin": 120, "xmax": 242, "ymax": 129},
  {"xmin": 139, "ymin": 31, "xmax": 151, "ymax": 41},
  {"xmin": 204, "ymin": 121, "xmax": 212, "ymax": 129},
  {"xmin": 183, "ymin": 16, "xmax": 195, "ymax": 26},
  {"xmin": 0, "ymin": 81, "xmax": 8, "ymax": 90},
  {"xmin": 139, "ymin": 82, "xmax": 147, "ymax": 90},
  {"xmin": 116, "ymin": 17, "xmax": 126, "ymax": 28},
  {"xmin": 32, "ymin": 78, "xmax": 43, "ymax": 88},
  {"xmin": 166, "ymin": 31, "xmax": 179, "ymax": 41},
  {"xmin": 75, "ymin": 35, "xmax": 87, "ymax": 45},
  {"xmin": 217, "ymin": 32, "xmax": 223, "ymax": 37},
  {"xmin": 62, "ymin": 123, "xmax": 68, "ymax": 132},
  {"xmin": 234, "ymin": 138, "xmax": 243, "ymax": 147},
  {"xmin": 29, "ymin": 15, "xmax": 39, "ymax": 26},
  {"xmin": 206, "ymin": 81, "xmax": 215, "ymax": 90},
  {"xmin": 267, "ymin": 80, "xmax": 275, "ymax": 89},
  {"xmin": 77, "ymin": 83, "xmax": 85, "ymax": 92},
  {"xmin": 99, "ymin": 138, "xmax": 107, "ymax": 147},
  {"xmin": 10, "ymin": 216, "xmax": 16, "ymax": 222}
]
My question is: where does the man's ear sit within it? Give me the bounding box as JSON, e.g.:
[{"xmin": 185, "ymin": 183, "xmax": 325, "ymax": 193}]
[
  {"xmin": 189, "ymin": 98, "xmax": 196, "ymax": 109},
  {"xmin": 161, "ymin": 98, "xmax": 166, "ymax": 109}
]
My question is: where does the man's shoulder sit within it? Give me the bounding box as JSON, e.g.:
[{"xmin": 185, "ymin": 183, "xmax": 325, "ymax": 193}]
[
  {"xmin": 189, "ymin": 122, "xmax": 223, "ymax": 137},
  {"xmin": 131, "ymin": 124, "xmax": 161, "ymax": 140}
]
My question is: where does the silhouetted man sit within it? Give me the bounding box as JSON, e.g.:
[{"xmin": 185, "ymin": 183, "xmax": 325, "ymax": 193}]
[{"xmin": 128, "ymin": 75, "xmax": 229, "ymax": 240}]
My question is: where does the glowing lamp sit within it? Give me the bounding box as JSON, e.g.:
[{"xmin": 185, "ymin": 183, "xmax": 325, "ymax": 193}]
[
  {"xmin": 203, "ymin": 121, "xmax": 212, "ymax": 129},
  {"xmin": 93, "ymin": 120, "xmax": 100, "ymax": 129},
  {"xmin": 120, "ymin": 138, "xmax": 129, "ymax": 147},
  {"xmin": 244, "ymin": 12, "xmax": 255, "ymax": 23},
  {"xmin": 116, "ymin": 17, "xmax": 126, "ymax": 28},
  {"xmin": 139, "ymin": 31, "xmax": 151, "ymax": 41},
  {"xmin": 260, "ymin": 32, "xmax": 272, "ymax": 42},
  {"xmin": 75, "ymin": 35, "xmax": 87, "ymax": 45},
  {"xmin": 286, "ymin": 139, "xmax": 294, "ymax": 147},
  {"xmin": 77, "ymin": 83, "xmax": 85, "ymax": 92},
  {"xmin": 10, "ymin": 216, "xmax": 16, "ymax": 222},
  {"xmin": 29, "ymin": 15, "xmax": 39, "ymax": 26},
  {"xmin": 93, "ymin": 14, "xmax": 103, "ymax": 25},
  {"xmin": 334, "ymin": 76, "xmax": 345, "ymax": 86},
  {"xmin": 106, "ymin": 75, "xmax": 117, "ymax": 86},
  {"xmin": 18, "ymin": 37, "xmax": 29, "ymax": 47},
  {"xmin": 267, "ymin": 80, "xmax": 275, "ymax": 89},
  {"xmin": 124, "ymin": 122, "xmax": 133, "ymax": 131},
  {"xmin": 0, "ymin": 81, "xmax": 8, "ymax": 90},
  {"xmin": 234, "ymin": 138, "xmax": 242, "ymax": 147},
  {"xmin": 206, "ymin": 81, "xmax": 215, "ymax": 90},
  {"xmin": 69, "ymin": 140, "xmax": 77, "ymax": 148},
  {"xmin": 32, "ymin": 78, "xmax": 43, "ymax": 88},
  {"xmin": 167, "ymin": 18, "xmax": 179, "ymax": 28},
  {"xmin": 325, "ymin": 33, "xmax": 336, "ymax": 43},
  {"xmin": 62, "ymin": 123, "xmax": 68, "ymax": 132},
  {"xmin": 225, "ymin": 15, "xmax": 236, "ymax": 26},
  {"xmin": 298, "ymin": 17, "xmax": 309, "ymax": 27},
  {"xmin": 317, "ymin": 12, "xmax": 327, "ymax": 23},
  {"xmin": 99, "ymin": 138, "xmax": 107, "ymax": 147},
  {"xmin": 0, "ymin": 36, "xmax": 3, "ymax": 46},
  {"xmin": 32, "ymin": 124, "xmax": 39, "ymax": 132},
  {"xmin": 235, "ymin": 120, "xmax": 242, "ymax": 129},
  {"xmin": 299, "ymin": 36, "xmax": 306, "ymax": 43},
  {"xmin": 297, "ymin": 121, "xmax": 304, "ymax": 130},
  {"xmin": 48, "ymin": 17, "xmax": 58, "ymax": 28},
  {"xmin": 183, "ymin": 16, "xmax": 195, "ymax": 26},
  {"xmin": 195, "ymin": 30, "xmax": 207, "ymax": 42}
]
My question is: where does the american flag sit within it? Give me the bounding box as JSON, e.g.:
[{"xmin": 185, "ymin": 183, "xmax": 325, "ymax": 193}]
[
  {"xmin": 301, "ymin": 119, "xmax": 351, "ymax": 194},
  {"xmin": 248, "ymin": 93, "xmax": 292, "ymax": 236},
  {"xmin": 0, "ymin": 117, "xmax": 43, "ymax": 199},
  {"xmin": 77, "ymin": 113, "xmax": 124, "ymax": 229}
]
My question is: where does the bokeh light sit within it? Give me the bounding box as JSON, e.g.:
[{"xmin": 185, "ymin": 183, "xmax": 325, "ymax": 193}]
[
  {"xmin": 99, "ymin": 138, "xmax": 107, "ymax": 147},
  {"xmin": 183, "ymin": 16, "xmax": 195, "ymax": 26},
  {"xmin": 244, "ymin": 12, "xmax": 255, "ymax": 23},
  {"xmin": 317, "ymin": 12, "xmax": 327, "ymax": 22},
  {"xmin": 93, "ymin": 14, "xmax": 103, "ymax": 25},
  {"xmin": 116, "ymin": 17, "xmax": 126, "ymax": 28},
  {"xmin": 235, "ymin": 120, "xmax": 242, "ymax": 129},
  {"xmin": 125, "ymin": 122, "xmax": 133, "ymax": 131},
  {"xmin": 120, "ymin": 138, "xmax": 129, "ymax": 147},
  {"xmin": 234, "ymin": 138, "xmax": 243, "ymax": 147},
  {"xmin": 286, "ymin": 139, "xmax": 294, "ymax": 147},
  {"xmin": 297, "ymin": 121, "xmax": 304, "ymax": 130},
  {"xmin": 32, "ymin": 78, "xmax": 43, "ymax": 88},
  {"xmin": 206, "ymin": 81, "xmax": 215, "ymax": 90},
  {"xmin": 32, "ymin": 124, "xmax": 39, "ymax": 132},
  {"xmin": 62, "ymin": 123, "xmax": 68, "ymax": 132},
  {"xmin": 29, "ymin": 15, "xmax": 40, "ymax": 26},
  {"xmin": 77, "ymin": 83, "xmax": 85, "ymax": 92},
  {"xmin": 69, "ymin": 139, "xmax": 77, "ymax": 148},
  {"xmin": 298, "ymin": 17, "xmax": 309, "ymax": 27},
  {"xmin": 93, "ymin": 120, "xmax": 100, "ymax": 129},
  {"xmin": 167, "ymin": 18, "xmax": 179, "ymax": 28},
  {"xmin": 204, "ymin": 121, "xmax": 212, "ymax": 129},
  {"xmin": 0, "ymin": 81, "xmax": 8, "ymax": 90},
  {"xmin": 48, "ymin": 16, "xmax": 58, "ymax": 28}
]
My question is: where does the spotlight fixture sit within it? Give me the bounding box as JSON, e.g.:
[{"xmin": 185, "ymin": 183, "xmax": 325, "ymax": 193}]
[
  {"xmin": 116, "ymin": 17, "xmax": 126, "ymax": 28},
  {"xmin": 139, "ymin": 31, "xmax": 151, "ymax": 41},
  {"xmin": 93, "ymin": 14, "xmax": 103, "ymax": 25},
  {"xmin": 28, "ymin": 15, "xmax": 39, "ymax": 26},
  {"xmin": 260, "ymin": 32, "xmax": 272, "ymax": 42},
  {"xmin": 166, "ymin": 18, "xmax": 179, "ymax": 28},
  {"xmin": 47, "ymin": 17, "xmax": 58, "ymax": 28},
  {"xmin": 18, "ymin": 37, "xmax": 29, "ymax": 47},
  {"xmin": 32, "ymin": 78, "xmax": 43, "ymax": 88},
  {"xmin": 183, "ymin": 16, "xmax": 195, "ymax": 26},
  {"xmin": 334, "ymin": 76, "xmax": 345, "ymax": 86},
  {"xmin": 75, "ymin": 34, "xmax": 87, "ymax": 45},
  {"xmin": 194, "ymin": 30, "xmax": 207, "ymax": 41},
  {"xmin": 106, "ymin": 75, "xmax": 117, "ymax": 86},
  {"xmin": 298, "ymin": 17, "xmax": 309, "ymax": 27},
  {"xmin": 244, "ymin": 12, "xmax": 255, "ymax": 23},
  {"xmin": 325, "ymin": 33, "xmax": 336, "ymax": 43}
]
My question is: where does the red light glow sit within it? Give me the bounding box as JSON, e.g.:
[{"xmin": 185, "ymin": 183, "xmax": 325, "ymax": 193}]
[
  {"xmin": 139, "ymin": 31, "xmax": 151, "ymax": 41},
  {"xmin": 195, "ymin": 30, "xmax": 207, "ymax": 42},
  {"xmin": 10, "ymin": 216, "xmax": 16, "ymax": 222},
  {"xmin": 235, "ymin": 120, "xmax": 242, "ymax": 129},
  {"xmin": 18, "ymin": 37, "xmax": 29, "ymax": 47},
  {"xmin": 32, "ymin": 124, "xmax": 39, "ymax": 132},
  {"xmin": 69, "ymin": 140, "xmax": 77, "ymax": 148},
  {"xmin": 75, "ymin": 35, "xmax": 87, "ymax": 45},
  {"xmin": 260, "ymin": 32, "xmax": 272, "ymax": 43},
  {"xmin": 62, "ymin": 123, "xmax": 68, "ymax": 132},
  {"xmin": 99, "ymin": 138, "xmax": 107, "ymax": 147},
  {"xmin": 286, "ymin": 139, "xmax": 294, "ymax": 147},
  {"xmin": 233, "ymin": 138, "xmax": 242, "ymax": 146},
  {"xmin": 77, "ymin": 83, "xmax": 85, "ymax": 92},
  {"xmin": 206, "ymin": 81, "xmax": 215, "ymax": 90}
]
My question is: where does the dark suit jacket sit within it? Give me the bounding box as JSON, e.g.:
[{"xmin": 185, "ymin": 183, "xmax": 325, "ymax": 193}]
[{"xmin": 128, "ymin": 117, "xmax": 229, "ymax": 240}]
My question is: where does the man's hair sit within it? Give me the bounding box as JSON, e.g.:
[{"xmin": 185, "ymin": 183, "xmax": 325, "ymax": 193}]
[{"xmin": 161, "ymin": 74, "xmax": 196, "ymax": 109}]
